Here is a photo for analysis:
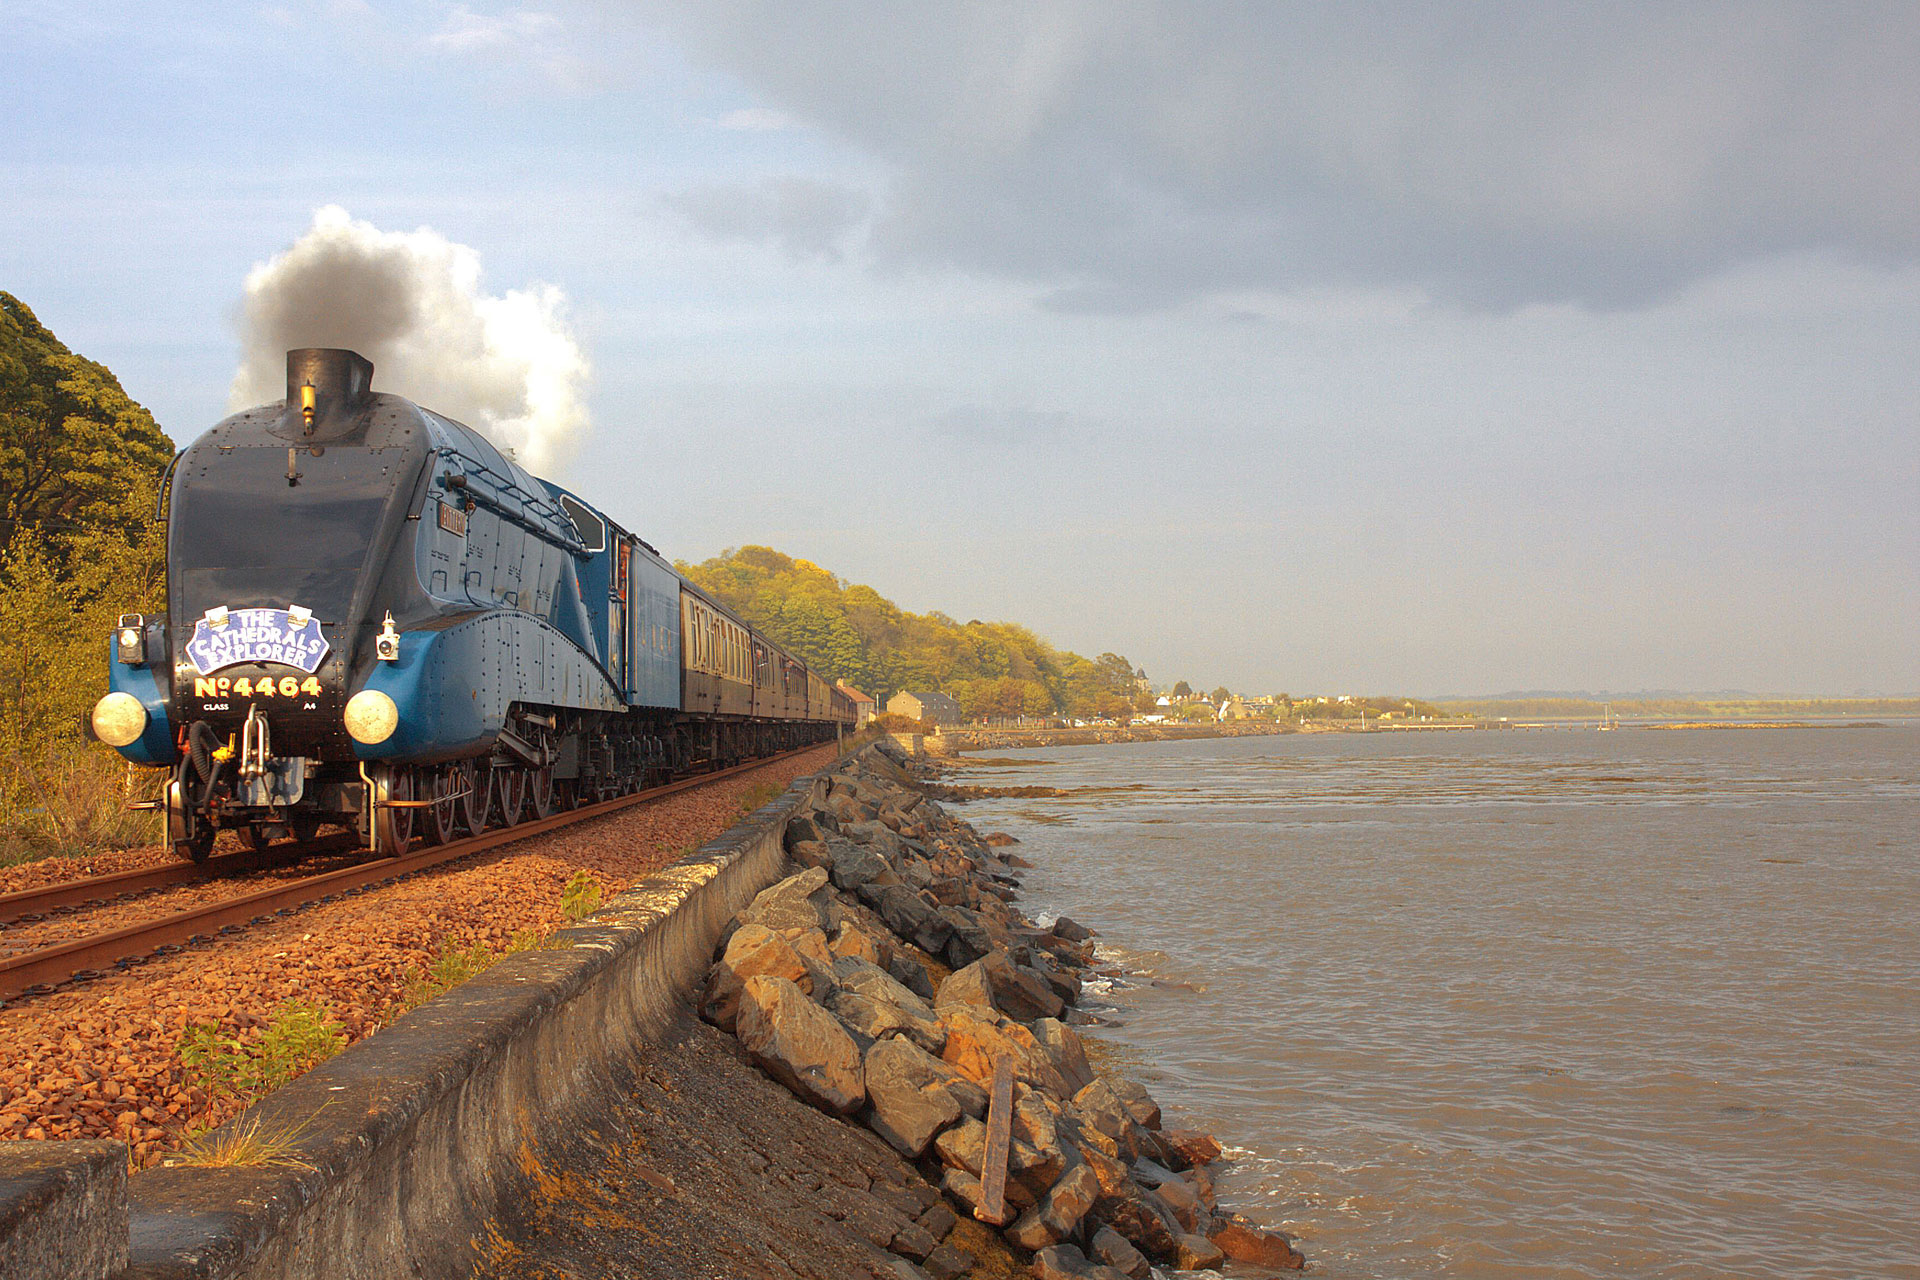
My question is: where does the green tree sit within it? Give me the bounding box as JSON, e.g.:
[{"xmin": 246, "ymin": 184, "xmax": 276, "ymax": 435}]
[
  {"xmin": 1171, "ymin": 680, "xmax": 1192, "ymax": 698},
  {"xmin": 677, "ymin": 546, "xmax": 1133, "ymax": 719},
  {"xmin": 0, "ymin": 296, "xmax": 174, "ymax": 859},
  {"xmin": 1, "ymin": 293, "xmax": 174, "ymax": 553},
  {"xmin": 1211, "ymin": 686, "xmax": 1231, "ymax": 704}
]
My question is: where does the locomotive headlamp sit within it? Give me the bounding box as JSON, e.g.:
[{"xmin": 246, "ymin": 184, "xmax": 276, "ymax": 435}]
[
  {"xmin": 116, "ymin": 620, "xmax": 147, "ymax": 665},
  {"xmin": 91, "ymin": 692, "xmax": 148, "ymax": 748},
  {"xmin": 344, "ymin": 689, "xmax": 399, "ymax": 744},
  {"xmin": 374, "ymin": 612, "xmax": 401, "ymax": 662}
]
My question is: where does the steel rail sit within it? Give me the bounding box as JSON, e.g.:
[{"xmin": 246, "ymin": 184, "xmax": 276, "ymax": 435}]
[
  {"xmin": 0, "ymin": 835, "xmax": 360, "ymax": 927},
  {"xmin": 0, "ymin": 744, "xmax": 823, "ymax": 1003}
]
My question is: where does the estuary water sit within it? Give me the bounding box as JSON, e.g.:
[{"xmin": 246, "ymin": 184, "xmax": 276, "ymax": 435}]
[{"xmin": 947, "ymin": 727, "xmax": 1920, "ymax": 1279}]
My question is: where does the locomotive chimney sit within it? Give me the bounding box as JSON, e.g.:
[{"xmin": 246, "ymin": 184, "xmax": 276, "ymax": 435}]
[{"xmin": 285, "ymin": 349, "xmax": 374, "ymax": 435}]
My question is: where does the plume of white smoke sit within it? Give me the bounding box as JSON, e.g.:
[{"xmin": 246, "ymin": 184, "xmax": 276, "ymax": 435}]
[{"xmin": 229, "ymin": 206, "xmax": 589, "ymax": 474}]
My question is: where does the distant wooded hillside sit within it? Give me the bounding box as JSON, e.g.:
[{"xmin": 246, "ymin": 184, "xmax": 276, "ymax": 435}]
[{"xmin": 677, "ymin": 546, "xmax": 1144, "ymax": 720}]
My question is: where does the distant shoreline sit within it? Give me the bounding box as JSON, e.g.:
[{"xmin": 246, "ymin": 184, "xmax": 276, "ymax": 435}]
[{"xmin": 915, "ymin": 717, "xmax": 1897, "ymax": 754}]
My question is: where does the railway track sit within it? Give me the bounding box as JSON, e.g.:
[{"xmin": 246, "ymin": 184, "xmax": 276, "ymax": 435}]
[
  {"xmin": 0, "ymin": 746, "xmax": 817, "ymax": 1004},
  {"xmin": 0, "ymin": 836, "xmax": 360, "ymax": 927}
]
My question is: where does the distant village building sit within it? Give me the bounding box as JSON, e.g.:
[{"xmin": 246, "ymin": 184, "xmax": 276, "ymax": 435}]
[
  {"xmin": 836, "ymin": 682, "xmax": 877, "ymax": 728},
  {"xmin": 887, "ymin": 690, "xmax": 962, "ymax": 726}
]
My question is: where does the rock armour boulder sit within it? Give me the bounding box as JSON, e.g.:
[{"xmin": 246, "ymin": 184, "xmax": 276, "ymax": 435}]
[{"xmin": 735, "ymin": 974, "xmax": 866, "ymax": 1115}]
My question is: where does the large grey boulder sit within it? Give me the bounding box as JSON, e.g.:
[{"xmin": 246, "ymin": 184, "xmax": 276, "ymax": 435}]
[
  {"xmin": 1088, "ymin": 1180, "xmax": 1183, "ymax": 1263},
  {"xmin": 1089, "ymin": 1225, "xmax": 1151, "ymax": 1279},
  {"xmin": 862, "ymin": 1037, "xmax": 966, "ymax": 1157},
  {"xmin": 844, "ymin": 817, "xmax": 910, "ymax": 863},
  {"xmin": 933, "ymin": 959, "xmax": 997, "ymax": 1015},
  {"xmin": 1209, "ymin": 1214, "xmax": 1306, "ymax": 1270},
  {"xmin": 1149, "ymin": 1173, "xmax": 1209, "ymax": 1235},
  {"xmin": 1030, "ymin": 1244, "xmax": 1132, "ymax": 1280},
  {"xmin": 785, "ymin": 812, "xmax": 834, "ymax": 845},
  {"xmin": 701, "ymin": 923, "xmax": 817, "ymax": 1033},
  {"xmin": 973, "ymin": 950, "xmax": 1065, "ymax": 1022},
  {"xmin": 890, "ymin": 953, "xmax": 937, "ymax": 1001},
  {"xmin": 829, "ymin": 840, "xmax": 894, "ymax": 891},
  {"xmin": 1026, "ymin": 948, "xmax": 1083, "ymax": 1005},
  {"xmin": 735, "ymin": 867, "xmax": 837, "ymax": 936},
  {"xmin": 1174, "ymin": 1232, "xmax": 1227, "ymax": 1271},
  {"xmin": 1107, "ymin": 1075, "xmax": 1162, "ymax": 1130},
  {"xmin": 873, "ymin": 884, "xmax": 953, "ymax": 955},
  {"xmin": 829, "ymin": 987, "xmax": 947, "ymax": 1055},
  {"xmin": 1032, "ymin": 1018, "xmax": 1096, "ymax": 1095},
  {"xmin": 936, "ymin": 906, "xmax": 995, "ymax": 968},
  {"xmin": 735, "ymin": 975, "xmax": 866, "ymax": 1115},
  {"xmin": 1006, "ymin": 1162, "xmax": 1100, "ymax": 1251},
  {"xmin": 938, "ymin": 1007, "xmax": 1073, "ymax": 1098},
  {"xmin": 834, "ymin": 956, "xmax": 937, "ymax": 1018}
]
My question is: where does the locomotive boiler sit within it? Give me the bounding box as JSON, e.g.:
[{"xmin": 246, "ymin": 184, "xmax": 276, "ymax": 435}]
[{"xmin": 91, "ymin": 349, "xmax": 851, "ymax": 860}]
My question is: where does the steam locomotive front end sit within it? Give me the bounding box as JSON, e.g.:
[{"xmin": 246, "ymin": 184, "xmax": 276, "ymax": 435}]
[{"xmin": 95, "ymin": 349, "xmax": 433, "ymax": 859}]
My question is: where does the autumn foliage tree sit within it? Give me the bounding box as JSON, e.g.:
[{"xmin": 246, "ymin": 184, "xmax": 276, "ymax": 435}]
[
  {"xmin": 678, "ymin": 546, "xmax": 1143, "ymax": 720},
  {"xmin": 1, "ymin": 294, "xmax": 174, "ymax": 858}
]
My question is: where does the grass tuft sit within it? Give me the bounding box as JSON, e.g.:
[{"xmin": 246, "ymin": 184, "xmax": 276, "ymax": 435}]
[
  {"xmin": 738, "ymin": 779, "xmax": 783, "ymax": 815},
  {"xmin": 395, "ymin": 931, "xmax": 546, "ymax": 1014},
  {"xmin": 171, "ymin": 1110, "xmax": 322, "ymax": 1170}
]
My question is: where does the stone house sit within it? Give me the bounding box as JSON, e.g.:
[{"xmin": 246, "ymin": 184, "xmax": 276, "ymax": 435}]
[
  {"xmin": 836, "ymin": 682, "xmax": 877, "ymax": 728},
  {"xmin": 886, "ymin": 690, "xmax": 962, "ymax": 726}
]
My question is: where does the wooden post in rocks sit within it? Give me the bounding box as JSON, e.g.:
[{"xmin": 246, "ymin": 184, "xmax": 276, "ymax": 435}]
[{"xmin": 975, "ymin": 1055, "xmax": 1015, "ymax": 1226}]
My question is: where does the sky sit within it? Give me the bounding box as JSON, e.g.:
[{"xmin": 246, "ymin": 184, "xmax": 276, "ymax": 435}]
[{"xmin": 4, "ymin": 0, "xmax": 1917, "ymax": 696}]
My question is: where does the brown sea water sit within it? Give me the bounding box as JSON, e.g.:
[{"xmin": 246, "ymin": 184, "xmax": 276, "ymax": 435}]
[{"xmin": 948, "ymin": 726, "xmax": 1920, "ymax": 1278}]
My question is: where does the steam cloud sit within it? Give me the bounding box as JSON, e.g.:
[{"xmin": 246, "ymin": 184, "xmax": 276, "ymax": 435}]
[{"xmin": 229, "ymin": 205, "xmax": 589, "ymax": 473}]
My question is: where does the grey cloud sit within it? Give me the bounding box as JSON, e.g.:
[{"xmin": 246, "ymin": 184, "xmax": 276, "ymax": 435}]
[
  {"xmin": 662, "ymin": 177, "xmax": 872, "ymax": 262},
  {"xmin": 931, "ymin": 404, "xmax": 1077, "ymax": 448},
  {"xmin": 627, "ymin": 1, "xmax": 1920, "ymax": 309}
]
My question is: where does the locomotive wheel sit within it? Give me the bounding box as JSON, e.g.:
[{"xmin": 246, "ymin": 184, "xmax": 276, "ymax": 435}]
[
  {"xmin": 426, "ymin": 765, "xmax": 463, "ymax": 846},
  {"xmin": 240, "ymin": 824, "xmax": 273, "ymax": 852},
  {"xmin": 455, "ymin": 759, "xmax": 485, "ymax": 837},
  {"xmin": 491, "ymin": 765, "xmax": 526, "ymax": 828},
  {"xmin": 374, "ymin": 767, "xmax": 414, "ymax": 857},
  {"xmin": 528, "ymin": 762, "xmax": 555, "ymax": 820}
]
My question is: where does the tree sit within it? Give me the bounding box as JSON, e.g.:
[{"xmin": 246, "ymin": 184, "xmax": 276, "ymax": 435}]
[
  {"xmin": 1172, "ymin": 680, "xmax": 1192, "ymax": 698},
  {"xmin": 0, "ymin": 296, "xmax": 173, "ymax": 855},
  {"xmin": 1, "ymin": 293, "xmax": 174, "ymax": 554},
  {"xmin": 1210, "ymin": 686, "xmax": 1231, "ymax": 704},
  {"xmin": 677, "ymin": 546, "xmax": 1133, "ymax": 719}
]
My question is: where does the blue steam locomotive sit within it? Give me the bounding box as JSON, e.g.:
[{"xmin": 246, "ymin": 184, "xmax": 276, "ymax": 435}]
[{"xmin": 90, "ymin": 349, "xmax": 851, "ymax": 860}]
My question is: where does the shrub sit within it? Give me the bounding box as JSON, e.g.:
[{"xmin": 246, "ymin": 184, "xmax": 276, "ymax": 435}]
[
  {"xmin": 172, "ymin": 1111, "xmax": 321, "ymax": 1170},
  {"xmin": 869, "ymin": 712, "xmax": 933, "ymax": 734},
  {"xmin": 1, "ymin": 747, "xmax": 165, "ymax": 867},
  {"xmin": 178, "ymin": 1000, "xmax": 347, "ymax": 1104},
  {"xmin": 560, "ymin": 868, "xmax": 602, "ymax": 922}
]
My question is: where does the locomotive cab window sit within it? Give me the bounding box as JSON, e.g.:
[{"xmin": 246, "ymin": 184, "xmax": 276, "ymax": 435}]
[{"xmin": 557, "ymin": 494, "xmax": 606, "ymax": 553}]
